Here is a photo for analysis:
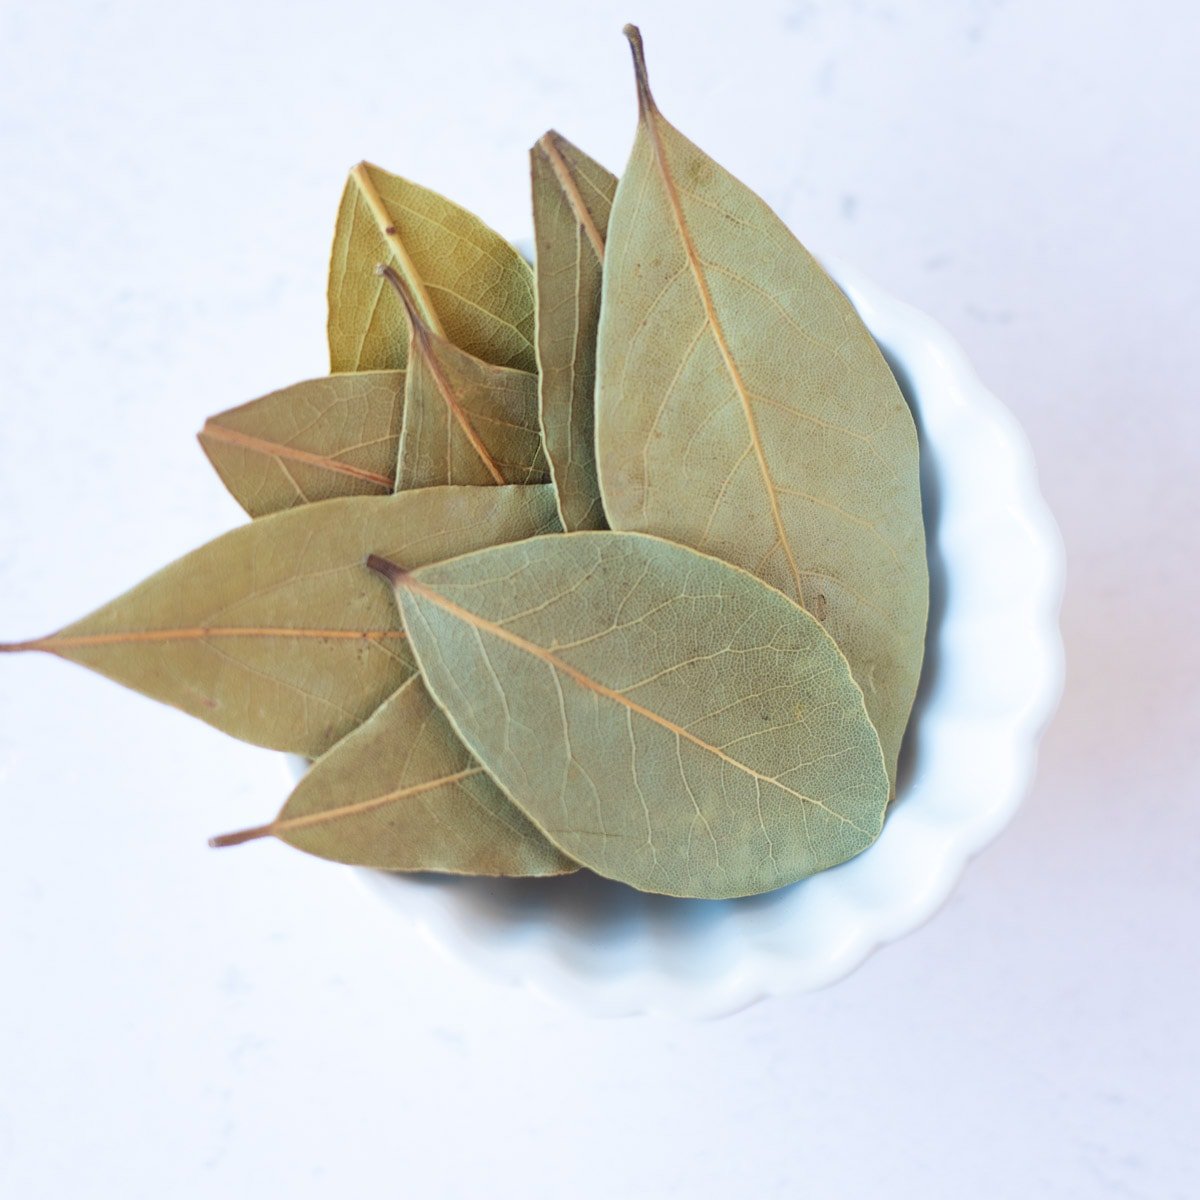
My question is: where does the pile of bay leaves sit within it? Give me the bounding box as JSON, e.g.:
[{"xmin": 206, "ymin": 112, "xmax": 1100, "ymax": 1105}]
[{"xmin": 1, "ymin": 28, "xmax": 927, "ymax": 900}]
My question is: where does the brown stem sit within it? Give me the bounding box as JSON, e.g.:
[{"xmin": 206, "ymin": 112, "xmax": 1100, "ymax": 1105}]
[
  {"xmin": 209, "ymin": 822, "xmax": 276, "ymax": 849},
  {"xmin": 623, "ymin": 24, "xmax": 657, "ymax": 117},
  {"xmin": 0, "ymin": 639, "xmax": 46, "ymax": 653},
  {"xmin": 376, "ymin": 263, "xmax": 431, "ymax": 344},
  {"xmin": 366, "ymin": 554, "xmax": 408, "ymax": 586}
]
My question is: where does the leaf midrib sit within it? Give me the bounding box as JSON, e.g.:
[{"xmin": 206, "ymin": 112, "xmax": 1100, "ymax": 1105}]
[
  {"xmin": 638, "ymin": 114, "xmax": 806, "ymax": 607},
  {"xmin": 208, "ymin": 765, "xmax": 485, "ymax": 848},
  {"xmin": 536, "ymin": 133, "xmax": 606, "ymax": 261},
  {"xmin": 350, "ymin": 162, "xmax": 446, "ymax": 336},
  {"xmin": 200, "ymin": 421, "xmax": 393, "ymax": 488},
  {"xmin": 282, "ymin": 766, "xmax": 483, "ymax": 835},
  {"xmin": 401, "ymin": 576, "xmax": 871, "ymax": 835},
  {"xmin": 410, "ymin": 328, "xmax": 507, "ymax": 485},
  {"xmin": 4, "ymin": 627, "xmax": 407, "ymax": 653}
]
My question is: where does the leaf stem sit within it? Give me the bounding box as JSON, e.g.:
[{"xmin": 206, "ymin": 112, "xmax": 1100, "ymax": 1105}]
[
  {"xmin": 376, "ymin": 263, "xmax": 431, "ymax": 344},
  {"xmin": 209, "ymin": 823, "xmax": 276, "ymax": 848},
  {"xmin": 365, "ymin": 554, "xmax": 408, "ymax": 586},
  {"xmin": 0, "ymin": 639, "xmax": 45, "ymax": 653},
  {"xmin": 623, "ymin": 24, "xmax": 657, "ymax": 117}
]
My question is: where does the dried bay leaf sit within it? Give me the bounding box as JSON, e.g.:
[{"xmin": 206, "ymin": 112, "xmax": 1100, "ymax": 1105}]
[
  {"xmin": 594, "ymin": 28, "xmax": 928, "ymax": 790},
  {"xmin": 328, "ymin": 162, "xmax": 536, "ymax": 374},
  {"xmin": 210, "ymin": 675, "xmax": 577, "ymax": 876},
  {"xmin": 376, "ymin": 266, "xmax": 548, "ymax": 491},
  {"xmin": 365, "ymin": 262, "xmax": 559, "ymax": 872},
  {"xmin": 530, "ymin": 131, "xmax": 617, "ymax": 531},
  {"xmin": 0, "ymin": 487, "xmax": 560, "ymax": 756},
  {"xmin": 371, "ymin": 532, "xmax": 888, "ymax": 900},
  {"xmin": 198, "ymin": 370, "xmax": 405, "ymax": 517}
]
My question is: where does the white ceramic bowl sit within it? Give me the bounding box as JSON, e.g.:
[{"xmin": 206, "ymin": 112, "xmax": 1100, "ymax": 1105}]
[{"xmin": 298, "ymin": 260, "xmax": 1064, "ymax": 1019}]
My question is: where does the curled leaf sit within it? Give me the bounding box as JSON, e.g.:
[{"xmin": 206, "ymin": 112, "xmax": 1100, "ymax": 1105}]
[
  {"xmin": 328, "ymin": 161, "xmax": 536, "ymax": 373},
  {"xmin": 530, "ymin": 131, "xmax": 617, "ymax": 530},
  {"xmin": 375, "ymin": 532, "xmax": 888, "ymax": 900},
  {"xmin": 211, "ymin": 674, "xmax": 576, "ymax": 876},
  {"xmin": 1, "ymin": 487, "xmax": 560, "ymax": 756},
  {"xmin": 198, "ymin": 370, "xmax": 405, "ymax": 517},
  {"xmin": 595, "ymin": 27, "xmax": 928, "ymax": 789}
]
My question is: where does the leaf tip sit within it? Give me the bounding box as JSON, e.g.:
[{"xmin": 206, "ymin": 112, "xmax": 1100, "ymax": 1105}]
[
  {"xmin": 365, "ymin": 554, "xmax": 409, "ymax": 587},
  {"xmin": 623, "ymin": 23, "xmax": 656, "ymax": 117},
  {"xmin": 533, "ymin": 129, "xmax": 561, "ymax": 158},
  {"xmin": 531, "ymin": 130, "xmax": 608, "ymax": 261}
]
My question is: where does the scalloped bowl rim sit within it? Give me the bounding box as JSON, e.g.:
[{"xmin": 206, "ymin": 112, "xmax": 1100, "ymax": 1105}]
[{"xmin": 300, "ymin": 258, "xmax": 1064, "ymax": 1019}]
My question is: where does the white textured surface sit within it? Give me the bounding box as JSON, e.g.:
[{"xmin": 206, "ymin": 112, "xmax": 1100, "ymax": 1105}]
[
  {"xmin": 1, "ymin": 2, "xmax": 1196, "ymax": 1197},
  {"xmin": 354, "ymin": 261, "xmax": 1065, "ymax": 1017}
]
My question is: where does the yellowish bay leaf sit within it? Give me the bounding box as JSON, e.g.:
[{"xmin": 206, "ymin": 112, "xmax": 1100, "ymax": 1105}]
[{"xmin": 328, "ymin": 162, "xmax": 536, "ymax": 373}]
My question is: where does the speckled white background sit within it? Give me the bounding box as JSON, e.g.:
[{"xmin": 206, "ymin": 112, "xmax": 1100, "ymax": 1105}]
[{"xmin": 1, "ymin": 2, "xmax": 1196, "ymax": 1196}]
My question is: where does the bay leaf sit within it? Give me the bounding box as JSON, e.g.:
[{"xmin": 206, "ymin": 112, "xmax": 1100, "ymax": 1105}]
[
  {"xmin": 328, "ymin": 161, "xmax": 536, "ymax": 374},
  {"xmin": 210, "ymin": 674, "xmax": 577, "ymax": 876},
  {"xmin": 371, "ymin": 532, "xmax": 888, "ymax": 899},
  {"xmin": 594, "ymin": 27, "xmax": 928, "ymax": 790},
  {"xmin": 530, "ymin": 131, "xmax": 617, "ymax": 531},
  {"xmin": 375, "ymin": 265, "xmax": 548, "ymax": 491},
  {"xmin": 198, "ymin": 370, "xmax": 405, "ymax": 517},
  {"xmin": 0, "ymin": 486, "xmax": 560, "ymax": 756}
]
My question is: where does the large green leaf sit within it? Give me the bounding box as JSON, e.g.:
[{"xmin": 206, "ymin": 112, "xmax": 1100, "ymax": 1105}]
[
  {"xmin": 199, "ymin": 370, "xmax": 405, "ymax": 517},
  {"xmin": 594, "ymin": 28, "xmax": 928, "ymax": 790},
  {"xmin": 210, "ymin": 675, "xmax": 577, "ymax": 876},
  {"xmin": 374, "ymin": 265, "xmax": 548, "ymax": 491},
  {"xmin": 328, "ymin": 162, "xmax": 536, "ymax": 374},
  {"xmin": 530, "ymin": 131, "xmax": 617, "ymax": 531},
  {"xmin": 1, "ymin": 487, "xmax": 560, "ymax": 756},
  {"xmin": 373, "ymin": 532, "xmax": 888, "ymax": 900}
]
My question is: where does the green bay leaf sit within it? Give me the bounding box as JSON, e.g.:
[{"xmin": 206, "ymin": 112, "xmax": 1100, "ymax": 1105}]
[
  {"xmin": 375, "ymin": 532, "xmax": 888, "ymax": 900},
  {"xmin": 376, "ymin": 266, "xmax": 548, "ymax": 491},
  {"xmin": 211, "ymin": 675, "xmax": 577, "ymax": 876},
  {"xmin": 199, "ymin": 370, "xmax": 405, "ymax": 517},
  {"xmin": 1, "ymin": 487, "xmax": 560, "ymax": 756},
  {"xmin": 328, "ymin": 162, "xmax": 536, "ymax": 374},
  {"xmin": 595, "ymin": 28, "xmax": 928, "ymax": 790},
  {"xmin": 530, "ymin": 131, "xmax": 617, "ymax": 531}
]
